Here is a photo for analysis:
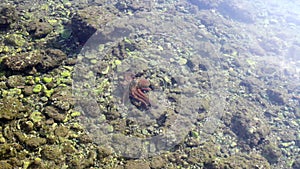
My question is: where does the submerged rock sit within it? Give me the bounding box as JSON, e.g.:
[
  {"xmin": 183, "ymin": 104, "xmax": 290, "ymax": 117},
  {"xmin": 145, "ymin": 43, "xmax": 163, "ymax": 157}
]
[
  {"xmin": 0, "ymin": 97, "xmax": 26, "ymax": 120},
  {"xmin": 3, "ymin": 48, "xmax": 66, "ymax": 72},
  {"xmin": 231, "ymin": 110, "xmax": 270, "ymax": 147},
  {"xmin": 261, "ymin": 143, "xmax": 282, "ymax": 164},
  {"xmin": 27, "ymin": 20, "xmax": 53, "ymax": 38},
  {"xmin": 219, "ymin": 0, "xmax": 256, "ymax": 23},
  {"xmin": 71, "ymin": 6, "xmax": 118, "ymax": 43},
  {"xmin": 266, "ymin": 89, "xmax": 285, "ymax": 105},
  {"xmin": 3, "ymin": 50, "xmax": 42, "ymax": 71},
  {"xmin": 0, "ymin": 4, "xmax": 18, "ymax": 30},
  {"xmin": 38, "ymin": 48, "xmax": 67, "ymax": 71}
]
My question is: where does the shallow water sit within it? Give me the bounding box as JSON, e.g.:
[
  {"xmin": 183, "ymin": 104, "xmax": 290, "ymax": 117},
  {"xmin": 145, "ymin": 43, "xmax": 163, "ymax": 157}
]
[{"xmin": 0, "ymin": 0, "xmax": 300, "ymax": 168}]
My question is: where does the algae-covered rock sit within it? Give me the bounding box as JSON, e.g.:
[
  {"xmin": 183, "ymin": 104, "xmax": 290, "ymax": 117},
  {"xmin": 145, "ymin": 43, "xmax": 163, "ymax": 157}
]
[
  {"xmin": 71, "ymin": 5, "xmax": 118, "ymax": 43},
  {"xmin": 50, "ymin": 88, "xmax": 73, "ymax": 111},
  {"xmin": 187, "ymin": 142, "xmax": 220, "ymax": 164},
  {"xmin": 44, "ymin": 106, "xmax": 65, "ymax": 122},
  {"xmin": 125, "ymin": 160, "xmax": 150, "ymax": 169},
  {"xmin": 219, "ymin": 0, "xmax": 256, "ymax": 23},
  {"xmin": 25, "ymin": 137, "xmax": 47, "ymax": 149},
  {"xmin": 38, "ymin": 49, "xmax": 67, "ymax": 71},
  {"xmin": 0, "ymin": 97, "xmax": 25, "ymax": 120},
  {"xmin": 41, "ymin": 145, "xmax": 63, "ymax": 163},
  {"xmin": 150, "ymin": 156, "xmax": 167, "ymax": 169},
  {"xmin": 262, "ymin": 143, "xmax": 282, "ymax": 164},
  {"xmin": 231, "ymin": 110, "xmax": 270, "ymax": 147},
  {"xmin": 29, "ymin": 111, "xmax": 44, "ymax": 123},
  {"xmin": 266, "ymin": 89, "xmax": 285, "ymax": 105},
  {"xmin": 0, "ymin": 4, "xmax": 18, "ymax": 30},
  {"xmin": 6, "ymin": 75, "xmax": 25, "ymax": 88},
  {"xmin": 27, "ymin": 20, "xmax": 53, "ymax": 38},
  {"xmin": 54, "ymin": 125, "xmax": 69, "ymax": 137},
  {"xmin": 4, "ymin": 34, "xmax": 26, "ymax": 47},
  {"xmin": 3, "ymin": 50, "xmax": 42, "ymax": 71},
  {"xmin": 3, "ymin": 49, "xmax": 66, "ymax": 72},
  {"xmin": 0, "ymin": 160, "xmax": 13, "ymax": 169},
  {"xmin": 293, "ymin": 156, "xmax": 300, "ymax": 169},
  {"xmin": 216, "ymin": 153, "xmax": 271, "ymax": 169},
  {"xmin": 188, "ymin": 0, "xmax": 223, "ymax": 9},
  {"xmin": 0, "ymin": 143, "xmax": 17, "ymax": 159}
]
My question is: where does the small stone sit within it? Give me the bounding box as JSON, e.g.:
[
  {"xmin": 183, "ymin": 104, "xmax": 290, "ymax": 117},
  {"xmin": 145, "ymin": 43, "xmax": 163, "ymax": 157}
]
[
  {"xmin": 101, "ymin": 66, "xmax": 110, "ymax": 75},
  {"xmin": 114, "ymin": 60, "xmax": 122, "ymax": 65},
  {"xmin": 23, "ymin": 86, "xmax": 33, "ymax": 95},
  {"xmin": 190, "ymin": 131, "xmax": 199, "ymax": 138},
  {"xmin": 33, "ymin": 157, "xmax": 42, "ymax": 165},
  {"xmin": 178, "ymin": 57, "xmax": 187, "ymax": 65}
]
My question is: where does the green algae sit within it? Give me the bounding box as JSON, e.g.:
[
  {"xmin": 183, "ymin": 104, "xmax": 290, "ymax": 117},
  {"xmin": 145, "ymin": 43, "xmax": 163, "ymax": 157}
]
[
  {"xmin": 42, "ymin": 76, "xmax": 53, "ymax": 83},
  {"xmin": 44, "ymin": 88, "xmax": 54, "ymax": 97},
  {"xmin": 32, "ymin": 84, "xmax": 42, "ymax": 93},
  {"xmin": 29, "ymin": 111, "xmax": 44, "ymax": 123},
  {"xmin": 70, "ymin": 111, "xmax": 81, "ymax": 117},
  {"xmin": 4, "ymin": 34, "xmax": 26, "ymax": 47},
  {"xmin": 60, "ymin": 70, "xmax": 71, "ymax": 78}
]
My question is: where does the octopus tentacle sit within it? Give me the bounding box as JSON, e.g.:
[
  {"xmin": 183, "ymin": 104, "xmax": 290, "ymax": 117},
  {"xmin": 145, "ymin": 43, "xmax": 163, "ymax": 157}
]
[{"xmin": 129, "ymin": 78, "xmax": 151, "ymax": 109}]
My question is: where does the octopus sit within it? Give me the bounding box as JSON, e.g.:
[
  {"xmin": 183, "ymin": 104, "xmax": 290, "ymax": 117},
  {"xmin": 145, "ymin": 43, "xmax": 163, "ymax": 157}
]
[{"xmin": 129, "ymin": 77, "xmax": 151, "ymax": 109}]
